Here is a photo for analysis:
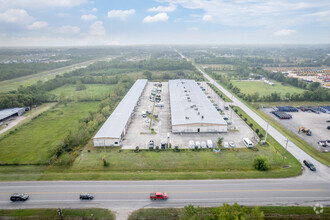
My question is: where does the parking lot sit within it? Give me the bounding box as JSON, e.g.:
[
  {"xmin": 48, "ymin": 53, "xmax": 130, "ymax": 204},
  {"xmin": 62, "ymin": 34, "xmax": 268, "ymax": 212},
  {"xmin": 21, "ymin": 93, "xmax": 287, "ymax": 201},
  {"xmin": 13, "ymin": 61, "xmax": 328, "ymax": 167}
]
[
  {"xmin": 122, "ymin": 82, "xmax": 257, "ymax": 149},
  {"xmin": 262, "ymin": 108, "xmax": 330, "ymax": 151}
]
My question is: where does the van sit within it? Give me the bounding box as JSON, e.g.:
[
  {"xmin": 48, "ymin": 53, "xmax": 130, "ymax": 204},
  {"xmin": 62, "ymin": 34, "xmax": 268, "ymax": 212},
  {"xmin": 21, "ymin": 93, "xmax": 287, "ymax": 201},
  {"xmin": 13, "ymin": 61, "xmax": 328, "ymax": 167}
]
[
  {"xmin": 243, "ymin": 138, "xmax": 253, "ymax": 148},
  {"xmin": 189, "ymin": 140, "xmax": 195, "ymax": 149},
  {"xmin": 155, "ymin": 103, "xmax": 164, "ymax": 107},
  {"xmin": 207, "ymin": 140, "xmax": 213, "ymax": 148}
]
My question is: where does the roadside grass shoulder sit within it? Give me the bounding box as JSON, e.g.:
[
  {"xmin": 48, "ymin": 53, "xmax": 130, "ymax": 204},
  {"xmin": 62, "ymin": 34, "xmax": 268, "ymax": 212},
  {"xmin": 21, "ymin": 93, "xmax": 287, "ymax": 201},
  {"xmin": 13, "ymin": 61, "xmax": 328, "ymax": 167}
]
[
  {"xmin": 0, "ymin": 208, "xmax": 115, "ymax": 220},
  {"xmin": 0, "ymin": 102, "xmax": 99, "ymax": 165},
  {"xmin": 128, "ymin": 206, "xmax": 330, "ymax": 220}
]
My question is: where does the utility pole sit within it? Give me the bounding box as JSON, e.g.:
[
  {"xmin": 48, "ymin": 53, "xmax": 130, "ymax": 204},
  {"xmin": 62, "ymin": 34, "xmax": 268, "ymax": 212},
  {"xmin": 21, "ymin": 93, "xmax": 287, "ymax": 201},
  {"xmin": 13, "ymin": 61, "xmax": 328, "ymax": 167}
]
[
  {"xmin": 283, "ymin": 137, "xmax": 289, "ymax": 163},
  {"xmin": 264, "ymin": 123, "xmax": 269, "ymax": 142},
  {"xmin": 58, "ymin": 208, "xmax": 64, "ymax": 220}
]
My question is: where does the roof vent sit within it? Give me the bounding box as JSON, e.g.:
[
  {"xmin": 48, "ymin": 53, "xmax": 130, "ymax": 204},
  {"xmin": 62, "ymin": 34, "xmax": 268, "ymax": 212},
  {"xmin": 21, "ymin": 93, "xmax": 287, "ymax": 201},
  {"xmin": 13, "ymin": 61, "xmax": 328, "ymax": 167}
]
[
  {"xmin": 201, "ymin": 115, "xmax": 204, "ymax": 119},
  {"xmin": 198, "ymin": 112, "xmax": 200, "ymax": 115}
]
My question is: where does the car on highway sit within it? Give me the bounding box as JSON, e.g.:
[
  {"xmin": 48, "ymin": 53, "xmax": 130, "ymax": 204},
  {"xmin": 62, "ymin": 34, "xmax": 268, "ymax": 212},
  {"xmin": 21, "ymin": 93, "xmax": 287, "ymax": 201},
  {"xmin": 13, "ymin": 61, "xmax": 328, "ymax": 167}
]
[
  {"xmin": 303, "ymin": 160, "xmax": 316, "ymax": 171},
  {"xmin": 80, "ymin": 193, "xmax": 94, "ymax": 200},
  {"xmin": 10, "ymin": 193, "xmax": 29, "ymax": 201},
  {"xmin": 150, "ymin": 192, "xmax": 168, "ymax": 200}
]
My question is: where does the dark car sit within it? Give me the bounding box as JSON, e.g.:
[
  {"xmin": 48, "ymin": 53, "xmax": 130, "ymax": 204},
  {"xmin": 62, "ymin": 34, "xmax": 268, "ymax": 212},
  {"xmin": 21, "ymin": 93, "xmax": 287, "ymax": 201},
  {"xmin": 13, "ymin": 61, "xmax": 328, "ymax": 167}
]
[
  {"xmin": 80, "ymin": 193, "xmax": 94, "ymax": 200},
  {"xmin": 10, "ymin": 193, "xmax": 29, "ymax": 201},
  {"xmin": 303, "ymin": 160, "xmax": 316, "ymax": 171}
]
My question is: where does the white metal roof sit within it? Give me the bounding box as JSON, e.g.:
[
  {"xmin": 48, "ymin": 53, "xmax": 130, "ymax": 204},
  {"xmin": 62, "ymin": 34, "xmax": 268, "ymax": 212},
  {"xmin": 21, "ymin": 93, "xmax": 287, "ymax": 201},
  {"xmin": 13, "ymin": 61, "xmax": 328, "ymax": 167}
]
[
  {"xmin": 0, "ymin": 108, "xmax": 25, "ymax": 121},
  {"xmin": 93, "ymin": 79, "xmax": 147, "ymax": 139},
  {"xmin": 169, "ymin": 79, "xmax": 227, "ymax": 126}
]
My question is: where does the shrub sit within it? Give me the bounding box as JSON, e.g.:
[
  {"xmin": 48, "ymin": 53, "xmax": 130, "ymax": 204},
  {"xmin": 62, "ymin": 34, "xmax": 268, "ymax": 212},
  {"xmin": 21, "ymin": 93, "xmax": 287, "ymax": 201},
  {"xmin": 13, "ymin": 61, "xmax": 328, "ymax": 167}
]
[
  {"xmin": 254, "ymin": 155, "xmax": 269, "ymax": 171},
  {"xmin": 135, "ymin": 146, "xmax": 140, "ymax": 153},
  {"xmin": 255, "ymin": 129, "xmax": 259, "ymax": 134},
  {"xmin": 217, "ymin": 137, "xmax": 223, "ymax": 146}
]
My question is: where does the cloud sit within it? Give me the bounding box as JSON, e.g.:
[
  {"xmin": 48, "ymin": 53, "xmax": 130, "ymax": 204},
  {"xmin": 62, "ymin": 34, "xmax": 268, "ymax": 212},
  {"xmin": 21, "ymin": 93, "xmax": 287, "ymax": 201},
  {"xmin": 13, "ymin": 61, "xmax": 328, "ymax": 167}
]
[
  {"xmin": 160, "ymin": 0, "xmax": 330, "ymax": 27},
  {"xmin": 27, "ymin": 21, "xmax": 48, "ymax": 29},
  {"xmin": 0, "ymin": 9, "xmax": 34, "ymax": 24},
  {"xmin": 81, "ymin": 14, "xmax": 97, "ymax": 21},
  {"xmin": 0, "ymin": 0, "xmax": 88, "ymax": 9},
  {"xmin": 148, "ymin": 3, "xmax": 176, "ymax": 12},
  {"xmin": 89, "ymin": 21, "xmax": 106, "ymax": 37},
  {"xmin": 273, "ymin": 29, "xmax": 296, "ymax": 36},
  {"xmin": 56, "ymin": 25, "xmax": 81, "ymax": 34},
  {"xmin": 202, "ymin": 15, "xmax": 212, "ymax": 22},
  {"xmin": 187, "ymin": 27, "xmax": 198, "ymax": 31},
  {"xmin": 91, "ymin": 7, "xmax": 98, "ymax": 12},
  {"xmin": 107, "ymin": 9, "xmax": 135, "ymax": 20},
  {"xmin": 143, "ymin": 13, "xmax": 169, "ymax": 23}
]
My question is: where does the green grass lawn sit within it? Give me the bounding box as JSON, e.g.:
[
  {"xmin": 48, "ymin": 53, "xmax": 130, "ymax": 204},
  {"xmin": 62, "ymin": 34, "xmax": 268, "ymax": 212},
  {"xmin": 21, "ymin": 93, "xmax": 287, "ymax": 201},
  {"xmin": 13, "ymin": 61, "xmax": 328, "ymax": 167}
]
[
  {"xmin": 0, "ymin": 102, "xmax": 98, "ymax": 165},
  {"xmin": 0, "ymin": 208, "xmax": 115, "ymax": 220},
  {"xmin": 231, "ymin": 80, "xmax": 305, "ymax": 96},
  {"xmin": 49, "ymin": 84, "xmax": 116, "ymax": 101},
  {"xmin": 128, "ymin": 206, "xmax": 330, "ymax": 220}
]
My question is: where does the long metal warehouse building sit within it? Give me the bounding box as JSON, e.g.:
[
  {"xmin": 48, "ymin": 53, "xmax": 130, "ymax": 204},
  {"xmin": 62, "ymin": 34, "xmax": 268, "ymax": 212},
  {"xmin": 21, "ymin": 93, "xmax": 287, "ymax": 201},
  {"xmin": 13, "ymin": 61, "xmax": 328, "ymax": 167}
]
[
  {"xmin": 169, "ymin": 79, "xmax": 227, "ymax": 133},
  {"xmin": 93, "ymin": 79, "xmax": 148, "ymax": 147}
]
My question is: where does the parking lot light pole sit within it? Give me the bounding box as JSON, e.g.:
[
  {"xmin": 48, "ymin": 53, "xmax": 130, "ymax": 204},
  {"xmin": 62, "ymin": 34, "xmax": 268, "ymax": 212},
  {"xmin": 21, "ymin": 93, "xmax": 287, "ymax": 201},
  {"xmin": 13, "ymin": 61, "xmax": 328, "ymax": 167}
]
[{"xmin": 264, "ymin": 123, "xmax": 269, "ymax": 142}]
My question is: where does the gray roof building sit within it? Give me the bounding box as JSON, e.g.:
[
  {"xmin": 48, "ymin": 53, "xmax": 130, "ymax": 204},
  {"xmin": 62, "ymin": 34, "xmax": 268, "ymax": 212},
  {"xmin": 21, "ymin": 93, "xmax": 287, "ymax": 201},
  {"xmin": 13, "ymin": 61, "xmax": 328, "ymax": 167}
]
[
  {"xmin": 169, "ymin": 79, "xmax": 227, "ymax": 132},
  {"xmin": 93, "ymin": 79, "xmax": 147, "ymax": 146},
  {"xmin": 0, "ymin": 108, "xmax": 25, "ymax": 122}
]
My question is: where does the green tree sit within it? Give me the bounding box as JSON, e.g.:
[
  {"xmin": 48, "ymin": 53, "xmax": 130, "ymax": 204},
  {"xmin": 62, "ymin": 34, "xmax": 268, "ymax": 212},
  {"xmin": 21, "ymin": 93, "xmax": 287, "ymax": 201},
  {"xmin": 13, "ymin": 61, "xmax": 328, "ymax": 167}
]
[
  {"xmin": 179, "ymin": 205, "xmax": 203, "ymax": 220},
  {"xmin": 212, "ymin": 203, "xmax": 264, "ymax": 220},
  {"xmin": 143, "ymin": 71, "xmax": 152, "ymax": 80},
  {"xmin": 254, "ymin": 155, "xmax": 269, "ymax": 171}
]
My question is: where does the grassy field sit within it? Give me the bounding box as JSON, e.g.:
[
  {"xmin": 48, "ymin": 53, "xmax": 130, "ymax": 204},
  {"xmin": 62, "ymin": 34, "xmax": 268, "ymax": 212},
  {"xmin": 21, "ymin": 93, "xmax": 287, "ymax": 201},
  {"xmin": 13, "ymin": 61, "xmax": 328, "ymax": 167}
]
[
  {"xmin": 128, "ymin": 206, "xmax": 330, "ymax": 220},
  {"xmin": 0, "ymin": 102, "xmax": 98, "ymax": 165},
  {"xmin": 0, "ymin": 57, "xmax": 108, "ymax": 93},
  {"xmin": 231, "ymin": 80, "xmax": 305, "ymax": 96},
  {"xmin": 49, "ymin": 84, "xmax": 116, "ymax": 101},
  {"xmin": 0, "ymin": 103, "xmax": 56, "ymax": 138},
  {"xmin": 0, "ymin": 208, "xmax": 115, "ymax": 220}
]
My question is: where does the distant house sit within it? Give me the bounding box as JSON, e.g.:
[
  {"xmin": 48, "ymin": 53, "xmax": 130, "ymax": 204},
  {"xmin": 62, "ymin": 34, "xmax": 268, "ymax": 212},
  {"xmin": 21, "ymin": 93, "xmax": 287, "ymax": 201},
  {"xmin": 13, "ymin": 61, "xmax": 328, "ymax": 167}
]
[{"xmin": 0, "ymin": 108, "xmax": 25, "ymax": 123}]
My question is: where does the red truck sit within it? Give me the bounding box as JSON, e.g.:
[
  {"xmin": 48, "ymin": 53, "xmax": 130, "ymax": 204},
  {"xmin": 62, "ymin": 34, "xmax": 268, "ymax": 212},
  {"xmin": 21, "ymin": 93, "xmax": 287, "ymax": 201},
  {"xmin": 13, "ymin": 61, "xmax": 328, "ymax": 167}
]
[{"xmin": 150, "ymin": 192, "xmax": 168, "ymax": 200}]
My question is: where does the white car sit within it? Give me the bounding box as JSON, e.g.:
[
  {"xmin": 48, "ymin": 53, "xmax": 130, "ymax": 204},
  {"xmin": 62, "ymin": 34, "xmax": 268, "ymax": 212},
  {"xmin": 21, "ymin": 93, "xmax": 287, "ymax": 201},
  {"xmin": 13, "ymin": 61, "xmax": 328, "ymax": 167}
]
[
  {"xmin": 195, "ymin": 141, "xmax": 201, "ymax": 149},
  {"xmin": 189, "ymin": 140, "xmax": 195, "ymax": 149},
  {"xmin": 201, "ymin": 141, "xmax": 207, "ymax": 149},
  {"xmin": 229, "ymin": 142, "xmax": 235, "ymax": 148},
  {"xmin": 223, "ymin": 142, "xmax": 229, "ymax": 148},
  {"xmin": 207, "ymin": 140, "xmax": 213, "ymax": 148}
]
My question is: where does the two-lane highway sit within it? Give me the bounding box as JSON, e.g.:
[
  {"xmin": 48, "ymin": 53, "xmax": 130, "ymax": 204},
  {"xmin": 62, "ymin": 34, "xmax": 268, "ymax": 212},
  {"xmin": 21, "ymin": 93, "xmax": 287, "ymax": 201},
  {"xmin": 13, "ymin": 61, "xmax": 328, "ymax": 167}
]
[{"xmin": 0, "ymin": 178, "xmax": 329, "ymax": 210}]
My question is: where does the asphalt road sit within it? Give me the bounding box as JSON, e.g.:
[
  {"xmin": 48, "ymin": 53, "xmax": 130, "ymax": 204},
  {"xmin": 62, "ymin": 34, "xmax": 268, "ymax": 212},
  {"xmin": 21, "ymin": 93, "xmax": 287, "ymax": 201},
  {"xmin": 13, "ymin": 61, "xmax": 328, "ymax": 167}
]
[
  {"xmin": 176, "ymin": 50, "xmax": 330, "ymax": 181},
  {"xmin": 0, "ymin": 178, "xmax": 329, "ymax": 210}
]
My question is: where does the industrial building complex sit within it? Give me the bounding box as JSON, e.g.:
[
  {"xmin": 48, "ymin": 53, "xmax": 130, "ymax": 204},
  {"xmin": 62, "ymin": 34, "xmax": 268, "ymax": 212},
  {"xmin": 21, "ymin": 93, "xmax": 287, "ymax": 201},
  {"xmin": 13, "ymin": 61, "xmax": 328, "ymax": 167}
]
[
  {"xmin": 169, "ymin": 79, "xmax": 228, "ymax": 133},
  {"xmin": 93, "ymin": 79, "xmax": 148, "ymax": 147}
]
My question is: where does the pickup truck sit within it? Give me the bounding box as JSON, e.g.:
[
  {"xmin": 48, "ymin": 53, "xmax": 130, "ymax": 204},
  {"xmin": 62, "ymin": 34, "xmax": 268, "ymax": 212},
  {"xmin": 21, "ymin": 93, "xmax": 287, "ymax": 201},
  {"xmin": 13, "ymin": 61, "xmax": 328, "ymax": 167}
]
[{"xmin": 150, "ymin": 192, "xmax": 168, "ymax": 200}]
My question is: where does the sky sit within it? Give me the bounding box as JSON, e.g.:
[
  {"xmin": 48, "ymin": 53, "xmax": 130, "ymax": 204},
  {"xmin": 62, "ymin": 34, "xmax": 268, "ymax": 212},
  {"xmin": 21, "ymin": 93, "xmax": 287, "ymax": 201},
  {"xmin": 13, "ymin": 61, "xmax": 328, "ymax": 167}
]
[{"xmin": 0, "ymin": 0, "xmax": 330, "ymax": 46}]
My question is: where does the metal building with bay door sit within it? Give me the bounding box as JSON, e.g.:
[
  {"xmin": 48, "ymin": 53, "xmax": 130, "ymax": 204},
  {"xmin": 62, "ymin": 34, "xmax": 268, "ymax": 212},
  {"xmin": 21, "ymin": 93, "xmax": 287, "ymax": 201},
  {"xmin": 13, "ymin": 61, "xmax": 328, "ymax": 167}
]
[
  {"xmin": 93, "ymin": 79, "xmax": 148, "ymax": 146},
  {"xmin": 169, "ymin": 79, "xmax": 227, "ymax": 133}
]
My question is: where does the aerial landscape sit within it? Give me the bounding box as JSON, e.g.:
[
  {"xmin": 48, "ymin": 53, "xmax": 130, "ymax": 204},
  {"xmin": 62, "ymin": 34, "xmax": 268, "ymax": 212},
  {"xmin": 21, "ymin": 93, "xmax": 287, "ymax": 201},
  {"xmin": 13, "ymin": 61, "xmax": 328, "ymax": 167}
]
[{"xmin": 0, "ymin": 0, "xmax": 329, "ymax": 219}]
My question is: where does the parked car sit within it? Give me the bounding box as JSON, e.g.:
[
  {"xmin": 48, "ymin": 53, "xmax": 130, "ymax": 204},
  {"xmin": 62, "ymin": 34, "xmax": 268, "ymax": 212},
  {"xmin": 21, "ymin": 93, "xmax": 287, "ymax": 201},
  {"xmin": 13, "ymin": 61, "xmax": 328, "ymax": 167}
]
[
  {"xmin": 155, "ymin": 102, "xmax": 164, "ymax": 107},
  {"xmin": 189, "ymin": 140, "xmax": 195, "ymax": 149},
  {"xmin": 10, "ymin": 193, "xmax": 29, "ymax": 201},
  {"xmin": 195, "ymin": 141, "xmax": 201, "ymax": 149},
  {"xmin": 207, "ymin": 140, "xmax": 213, "ymax": 148},
  {"xmin": 201, "ymin": 141, "xmax": 207, "ymax": 149},
  {"xmin": 229, "ymin": 142, "xmax": 235, "ymax": 148},
  {"xmin": 223, "ymin": 117, "xmax": 229, "ymax": 120},
  {"xmin": 150, "ymin": 192, "xmax": 168, "ymax": 200},
  {"xmin": 80, "ymin": 193, "xmax": 94, "ymax": 200},
  {"xmin": 303, "ymin": 160, "xmax": 316, "ymax": 171},
  {"xmin": 224, "ymin": 106, "xmax": 229, "ymax": 110},
  {"xmin": 149, "ymin": 140, "xmax": 154, "ymax": 149},
  {"xmin": 223, "ymin": 142, "xmax": 229, "ymax": 148}
]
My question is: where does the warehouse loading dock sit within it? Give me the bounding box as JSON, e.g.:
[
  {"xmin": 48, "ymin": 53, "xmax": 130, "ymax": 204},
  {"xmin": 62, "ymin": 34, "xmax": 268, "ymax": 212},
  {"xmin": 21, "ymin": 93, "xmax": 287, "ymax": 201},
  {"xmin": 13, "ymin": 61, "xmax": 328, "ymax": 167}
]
[{"xmin": 93, "ymin": 79, "xmax": 148, "ymax": 147}]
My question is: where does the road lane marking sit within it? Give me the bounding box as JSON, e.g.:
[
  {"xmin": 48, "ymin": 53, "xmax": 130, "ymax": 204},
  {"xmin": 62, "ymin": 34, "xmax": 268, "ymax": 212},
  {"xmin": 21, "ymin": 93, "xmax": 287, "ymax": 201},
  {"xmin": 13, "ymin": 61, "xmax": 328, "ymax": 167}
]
[{"xmin": 0, "ymin": 188, "xmax": 326, "ymax": 195}]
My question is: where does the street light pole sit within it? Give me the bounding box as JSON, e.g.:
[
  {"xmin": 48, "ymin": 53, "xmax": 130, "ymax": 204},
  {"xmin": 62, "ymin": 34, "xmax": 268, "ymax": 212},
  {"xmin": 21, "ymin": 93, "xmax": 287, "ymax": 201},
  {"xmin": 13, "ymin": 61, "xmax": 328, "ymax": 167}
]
[{"xmin": 264, "ymin": 123, "xmax": 269, "ymax": 142}]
